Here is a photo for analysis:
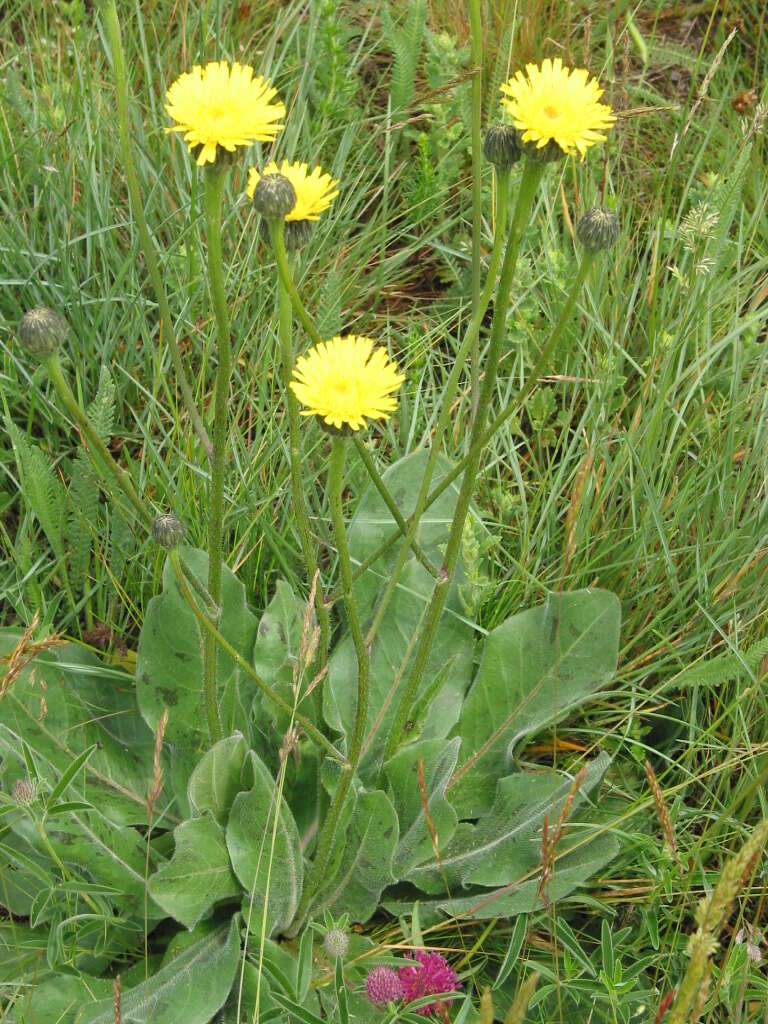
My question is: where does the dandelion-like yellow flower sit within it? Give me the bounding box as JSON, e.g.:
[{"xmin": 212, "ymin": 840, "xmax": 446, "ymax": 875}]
[
  {"xmin": 500, "ymin": 57, "xmax": 615, "ymax": 159},
  {"xmin": 290, "ymin": 336, "xmax": 405, "ymax": 432},
  {"xmin": 165, "ymin": 61, "xmax": 285, "ymax": 166},
  {"xmin": 247, "ymin": 160, "xmax": 339, "ymax": 221}
]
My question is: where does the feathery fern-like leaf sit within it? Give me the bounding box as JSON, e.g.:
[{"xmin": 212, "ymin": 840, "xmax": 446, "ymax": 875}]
[
  {"xmin": 6, "ymin": 419, "xmax": 67, "ymax": 566},
  {"xmin": 381, "ymin": 0, "xmax": 426, "ymax": 112}
]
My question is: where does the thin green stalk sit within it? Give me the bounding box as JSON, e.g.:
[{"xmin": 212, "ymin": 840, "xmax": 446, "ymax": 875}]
[
  {"xmin": 327, "ymin": 247, "xmax": 596, "ymax": 603},
  {"xmin": 379, "ymin": 159, "xmax": 545, "ymax": 773},
  {"xmin": 352, "ymin": 435, "xmax": 439, "ymax": 578},
  {"xmin": 468, "ymin": 0, "xmax": 483, "ymax": 419},
  {"xmin": 45, "ymin": 354, "xmax": 153, "ymax": 532},
  {"xmin": 202, "ymin": 164, "xmax": 231, "ymax": 745},
  {"xmin": 271, "ymin": 226, "xmax": 323, "ymax": 348},
  {"xmin": 295, "ymin": 438, "xmax": 370, "ymax": 922},
  {"xmin": 360, "ymin": 168, "xmax": 511, "ymax": 645},
  {"xmin": 168, "ymin": 551, "xmax": 345, "ymax": 763},
  {"xmin": 100, "ymin": 0, "xmax": 212, "ymax": 460},
  {"xmin": 271, "ymin": 220, "xmax": 331, "ymax": 664}
]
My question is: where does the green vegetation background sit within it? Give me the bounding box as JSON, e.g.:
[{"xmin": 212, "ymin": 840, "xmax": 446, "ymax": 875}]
[{"xmin": 1, "ymin": 0, "xmax": 767, "ymax": 1018}]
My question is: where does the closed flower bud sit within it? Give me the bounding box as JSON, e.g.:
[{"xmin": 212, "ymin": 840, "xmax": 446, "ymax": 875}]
[
  {"xmin": 323, "ymin": 928, "xmax": 349, "ymax": 959},
  {"xmin": 11, "ymin": 778, "xmax": 37, "ymax": 806},
  {"xmin": 522, "ymin": 137, "xmax": 565, "ymax": 164},
  {"xmin": 576, "ymin": 207, "xmax": 620, "ymax": 252},
  {"xmin": 482, "ymin": 124, "xmax": 522, "ymax": 169},
  {"xmin": 252, "ymin": 173, "xmax": 297, "ymax": 220},
  {"xmin": 152, "ymin": 513, "xmax": 186, "ymax": 550},
  {"xmin": 18, "ymin": 308, "xmax": 68, "ymax": 358},
  {"xmin": 259, "ymin": 216, "xmax": 314, "ymax": 252}
]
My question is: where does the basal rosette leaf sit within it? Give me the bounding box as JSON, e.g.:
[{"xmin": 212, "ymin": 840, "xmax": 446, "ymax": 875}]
[
  {"xmin": 136, "ymin": 547, "xmax": 258, "ymax": 809},
  {"xmin": 323, "ymin": 451, "xmax": 475, "ymax": 779},
  {"xmin": 226, "ymin": 750, "xmax": 303, "ymax": 936},
  {"xmin": 450, "ymin": 589, "xmax": 621, "ymax": 817}
]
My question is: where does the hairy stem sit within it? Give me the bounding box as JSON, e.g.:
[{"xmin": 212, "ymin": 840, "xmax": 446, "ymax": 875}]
[
  {"xmin": 295, "ymin": 438, "xmax": 370, "ymax": 922},
  {"xmin": 360, "ymin": 168, "xmax": 511, "ymax": 646},
  {"xmin": 352, "ymin": 435, "xmax": 439, "ymax": 579},
  {"xmin": 169, "ymin": 551, "xmax": 346, "ymax": 763},
  {"xmin": 379, "ymin": 159, "xmax": 545, "ymax": 772},
  {"xmin": 100, "ymin": 0, "xmax": 212, "ymax": 460},
  {"xmin": 468, "ymin": 0, "xmax": 483, "ymax": 419},
  {"xmin": 45, "ymin": 354, "xmax": 153, "ymax": 532},
  {"xmin": 202, "ymin": 165, "xmax": 230, "ymax": 745},
  {"xmin": 271, "ymin": 220, "xmax": 330, "ymax": 665},
  {"xmin": 271, "ymin": 225, "xmax": 323, "ymax": 348}
]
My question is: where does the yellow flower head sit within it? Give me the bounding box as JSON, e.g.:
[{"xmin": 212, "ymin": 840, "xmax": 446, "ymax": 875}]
[
  {"xmin": 165, "ymin": 61, "xmax": 285, "ymax": 166},
  {"xmin": 247, "ymin": 160, "xmax": 339, "ymax": 221},
  {"xmin": 290, "ymin": 336, "xmax": 405, "ymax": 432},
  {"xmin": 500, "ymin": 57, "xmax": 615, "ymax": 159}
]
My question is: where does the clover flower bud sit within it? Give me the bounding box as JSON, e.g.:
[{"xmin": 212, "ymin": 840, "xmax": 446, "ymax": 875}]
[
  {"xmin": 18, "ymin": 308, "xmax": 68, "ymax": 358},
  {"xmin": 11, "ymin": 778, "xmax": 37, "ymax": 806},
  {"xmin": 152, "ymin": 513, "xmax": 186, "ymax": 550},
  {"xmin": 365, "ymin": 966, "xmax": 403, "ymax": 1006},
  {"xmin": 251, "ymin": 173, "xmax": 297, "ymax": 220},
  {"xmin": 576, "ymin": 207, "xmax": 620, "ymax": 252},
  {"xmin": 323, "ymin": 928, "xmax": 349, "ymax": 959},
  {"xmin": 482, "ymin": 124, "xmax": 522, "ymax": 169}
]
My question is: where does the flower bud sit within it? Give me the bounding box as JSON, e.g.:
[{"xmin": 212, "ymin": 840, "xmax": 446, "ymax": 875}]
[
  {"xmin": 259, "ymin": 216, "xmax": 314, "ymax": 253},
  {"xmin": 152, "ymin": 513, "xmax": 186, "ymax": 550},
  {"xmin": 252, "ymin": 173, "xmax": 297, "ymax": 220},
  {"xmin": 323, "ymin": 928, "xmax": 349, "ymax": 959},
  {"xmin": 482, "ymin": 124, "xmax": 522, "ymax": 169},
  {"xmin": 11, "ymin": 778, "xmax": 37, "ymax": 806},
  {"xmin": 576, "ymin": 207, "xmax": 620, "ymax": 252},
  {"xmin": 18, "ymin": 308, "xmax": 68, "ymax": 358},
  {"xmin": 522, "ymin": 137, "xmax": 565, "ymax": 164}
]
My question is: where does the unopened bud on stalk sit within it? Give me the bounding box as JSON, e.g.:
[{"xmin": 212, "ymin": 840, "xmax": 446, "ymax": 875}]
[
  {"xmin": 11, "ymin": 778, "xmax": 37, "ymax": 806},
  {"xmin": 576, "ymin": 207, "xmax": 620, "ymax": 252},
  {"xmin": 152, "ymin": 514, "xmax": 186, "ymax": 550},
  {"xmin": 260, "ymin": 217, "xmax": 314, "ymax": 253},
  {"xmin": 252, "ymin": 173, "xmax": 297, "ymax": 220},
  {"xmin": 522, "ymin": 138, "xmax": 565, "ymax": 164},
  {"xmin": 482, "ymin": 124, "xmax": 522, "ymax": 169},
  {"xmin": 18, "ymin": 308, "xmax": 68, "ymax": 358},
  {"xmin": 323, "ymin": 928, "xmax": 349, "ymax": 959}
]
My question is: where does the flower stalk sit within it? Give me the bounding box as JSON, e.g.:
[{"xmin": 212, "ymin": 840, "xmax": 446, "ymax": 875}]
[
  {"xmin": 202, "ymin": 163, "xmax": 232, "ymax": 745},
  {"xmin": 295, "ymin": 437, "xmax": 370, "ymax": 921},
  {"xmin": 270, "ymin": 219, "xmax": 331, "ymax": 664},
  {"xmin": 468, "ymin": 0, "xmax": 483, "ymax": 418},
  {"xmin": 379, "ymin": 158, "xmax": 545, "ymax": 771}
]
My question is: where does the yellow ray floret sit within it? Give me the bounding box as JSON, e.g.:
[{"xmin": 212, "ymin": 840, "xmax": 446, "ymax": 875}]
[
  {"xmin": 247, "ymin": 161, "xmax": 339, "ymax": 221},
  {"xmin": 500, "ymin": 57, "xmax": 615, "ymax": 159},
  {"xmin": 165, "ymin": 61, "xmax": 285, "ymax": 166},
  {"xmin": 290, "ymin": 336, "xmax": 405, "ymax": 432}
]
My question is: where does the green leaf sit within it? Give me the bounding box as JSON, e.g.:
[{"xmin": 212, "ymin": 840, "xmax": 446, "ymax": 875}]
[
  {"xmin": 385, "ymin": 737, "xmax": 460, "ymax": 877},
  {"xmin": 450, "ymin": 590, "xmax": 621, "ymax": 817},
  {"xmin": 385, "ymin": 833, "xmax": 620, "ymax": 922},
  {"xmin": 21, "ymin": 974, "xmax": 112, "ymax": 1024},
  {"xmin": 77, "ymin": 917, "xmax": 241, "ymax": 1024},
  {"xmin": 136, "ymin": 547, "xmax": 259, "ymax": 807},
  {"xmin": 324, "ymin": 452, "xmax": 475, "ymax": 780},
  {"xmin": 46, "ymin": 743, "xmax": 97, "ymax": 808},
  {"xmin": 227, "ymin": 751, "xmax": 303, "ymax": 936},
  {"xmin": 252, "ymin": 579, "xmax": 303, "ymax": 733},
  {"xmin": 188, "ymin": 732, "xmax": 250, "ymax": 824},
  {"xmin": 148, "ymin": 813, "xmax": 240, "ymax": 929},
  {"xmin": 407, "ymin": 754, "xmax": 610, "ymax": 893},
  {"xmin": 312, "ymin": 788, "xmax": 398, "ymax": 923}
]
